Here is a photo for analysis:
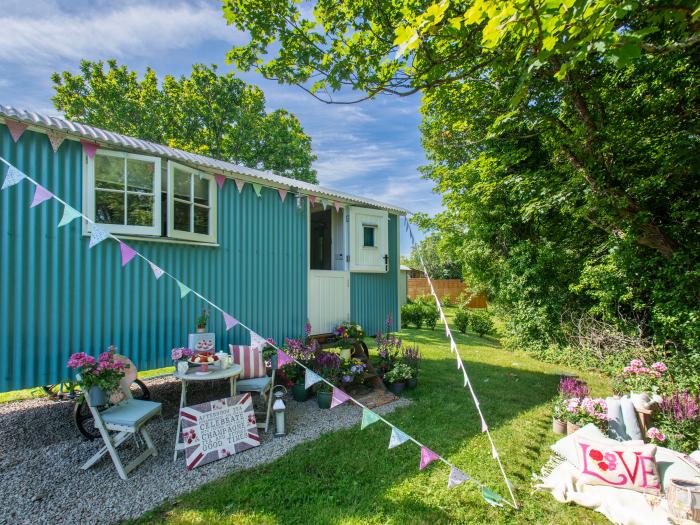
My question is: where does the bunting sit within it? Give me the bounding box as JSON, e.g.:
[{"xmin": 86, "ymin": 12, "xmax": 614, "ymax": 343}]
[
  {"xmin": 149, "ymin": 262, "xmax": 164, "ymax": 280},
  {"xmin": 278, "ymin": 189, "xmax": 288, "ymax": 202},
  {"xmin": 308, "ymin": 195, "xmax": 317, "ymax": 206},
  {"xmin": 2, "ymin": 166, "xmax": 25, "ymax": 189},
  {"xmin": 223, "ymin": 312, "xmax": 238, "ymax": 331},
  {"xmin": 46, "ymin": 130, "xmax": 66, "ymax": 152},
  {"xmin": 481, "ymin": 487, "xmax": 504, "ymax": 507},
  {"xmin": 420, "ymin": 447, "xmax": 440, "ymax": 470},
  {"xmin": 30, "ymin": 184, "xmax": 53, "ymax": 208},
  {"xmin": 88, "ymin": 225, "xmax": 109, "ymax": 248},
  {"xmin": 448, "ymin": 467, "xmax": 471, "ymax": 489},
  {"xmin": 235, "ymin": 179, "xmax": 245, "ymax": 193},
  {"xmin": 250, "ymin": 331, "xmax": 267, "ymax": 351},
  {"xmin": 388, "ymin": 427, "xmax": 410, "ymax": 449},
  {"xmin": 277, "ymin": 349, "xmax": 293, "ymax": 368},
  {"xmin": 119, "ymin": 242, "xmax": 137, "ymax": 266},
  {"xmin": 215, "ymin": 174, "xmax": 226, "ymax": 189},
  {"xmin": 360, "ymin": 408, "xmax": 380, "ymax": 429},
  {"xmin": 321, "ymin": 198, "xmax": 329, "ymax": 210},
  {"xmin": 5, "ymin": 120, "xmax": 27, "ymax": 143},
  {"xmin": 252, "ymin": 183, "xmax": 262, "ymax": 197},
  {"xmin": 304, "ymin": 369, "xmax": 322, "ymax": 390},
  {"xmin": 333, "ymin": 201, "xmax": 341, "ymax": 213},
  {"xmin": 330, "ymin": 387, "xmax": 351, "ymax": 408},
  {"xmin": 177, "ymin": 281, "xmax": 192, "ymax": 299},
  {"xmin": 58, "ymin": 204, "xmax": 82, "ymax": 227},
  {"xmin": 80, "ymin": 140, "xmax": 99, "ymax": 160}
]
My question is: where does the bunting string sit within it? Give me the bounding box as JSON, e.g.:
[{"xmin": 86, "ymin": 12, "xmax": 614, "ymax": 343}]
[
  {"xmin": 0, "ymin": 155, "xmax": 516, "ymax": 510},
  {"xmin": 404, "ymin": 216, "xmax": 518, "ymax": 509}
]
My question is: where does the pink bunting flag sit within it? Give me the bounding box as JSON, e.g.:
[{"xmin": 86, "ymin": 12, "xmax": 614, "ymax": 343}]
[
  {"xmin": 278, "ymin": 189, "xmax": 288, "ymax": 202},
  {"xmin": 46, "ymin": 129, "xmax": 66, "ymax": 152},
  {"xmin": 30, "ymin": 184, "xmax": 53, "ymax": 208},
  {"xmin": 223, "ymin": 311, "xmax": 239, "ymax": 331},
  {"xmin": 330, "ymin": 387, "xmax": 351, "ymax": 408},
  {"xmin": 119, "ymin": 242, "xmax": 137, "ymax": 266},
  {"xmin": 149, "ymin": 262, "xmax": 164, "ymax": 280},
  {"xmin": 333, "ymin": 201, "xmax": 341, "ymax": 213},
  {"xmin": 419, "ymin": 446, "xmax": 440, "ymax": 470},
  {"xmin": 481, "ymin": 416, "xmax": 488, "ymax": 433},
  {"xmin": 308, "ymin": 195, "xmax": 317, "ymax": 206},
  {"xmin": 80, "ymin": 140, "xmax": 99, "ymax": 160},
  {"xmin": 235, "ymin": 179, "xmax": 245, "ymax": 193},
  {"xmin": 6, "ymin": 120, "xmax": 27, "ymax": 142},
  {"xmin": 215, "ymin": 174, "xmax": 226, "ymax": 189},
  {"xmin": 277, "ymin": 349, "xmax": 293, "ymax": 368}
]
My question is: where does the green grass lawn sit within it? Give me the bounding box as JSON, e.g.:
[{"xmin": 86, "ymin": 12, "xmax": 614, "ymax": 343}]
[{"xmin": 132, "ymin": 309, "xmax": 610, "ymax": 525}]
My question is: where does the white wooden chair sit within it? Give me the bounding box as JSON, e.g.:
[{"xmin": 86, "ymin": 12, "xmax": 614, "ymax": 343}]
[
  {"xmin": 78, "ymin": 358, "xmax": 161, "ymax": 480},
  {"xmin": 229, "ymin": 345, "xmax": 276, "ymax": 432}
]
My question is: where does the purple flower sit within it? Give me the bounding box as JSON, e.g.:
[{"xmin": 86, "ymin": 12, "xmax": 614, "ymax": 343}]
[
  {"xmin": 559, "ymin": 377, "xmax": 589, "ymax": 398},
  {"xmin": 342, "ymin": 375, "xmax": 352, "ymax": 383},
  {"xmin": 67, "ymin": 352, "xmax": 96, "ymax": 369}
]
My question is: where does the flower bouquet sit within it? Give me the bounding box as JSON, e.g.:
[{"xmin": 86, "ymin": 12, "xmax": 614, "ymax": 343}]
[{"xmin": 67, "ymin": 348, "xmax": 128, "ymax": 406}]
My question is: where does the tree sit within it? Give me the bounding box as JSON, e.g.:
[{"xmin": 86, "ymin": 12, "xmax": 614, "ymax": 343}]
[
  {"xmin": 52, "ymin": 60, "xmax": 317, "ymax": 183},
  {"xmin": 221, "ymin": 1, "xmax": 699, "ymax": 353},
  {"xmin": 404, "ymin": 234, "xmax": 462, "ymax": 280}
]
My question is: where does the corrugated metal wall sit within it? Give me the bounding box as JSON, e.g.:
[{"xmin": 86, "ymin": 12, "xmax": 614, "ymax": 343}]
[
  {"xmin": 0, "ymin": 127, "xmax": 308, "ymax": 391},
  {"xmin": 350, "ymin": 214, "xmax": 399, "ymax": 336}
]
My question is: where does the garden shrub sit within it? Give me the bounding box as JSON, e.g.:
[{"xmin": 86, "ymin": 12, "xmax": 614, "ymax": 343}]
[
  {"xmin": 413, "ymin": 294, "xmax": 435, "ymax": 306},
  {"xmin": 421, "ymin": 304, "xmax": 439, "ymax": 330},
  {"xmin": 454, "ymin": 309, "xmax": 470, "ymax": 334},
  {"xmin": 469, "ymin": 309, "xmax": 493, "ymax": 337},
  {"xmin": 401, "ymin": 303, "xmax": 423, "ymax": 328}
]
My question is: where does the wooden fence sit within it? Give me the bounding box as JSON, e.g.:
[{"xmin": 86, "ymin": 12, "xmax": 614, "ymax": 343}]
[{"xmin": 407, "ymin": 278, "xmax": 487, "ymax": 308}]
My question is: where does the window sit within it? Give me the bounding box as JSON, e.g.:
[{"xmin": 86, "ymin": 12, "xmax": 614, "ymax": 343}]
[
  {"xmin": 167, "ymin": 161, "xmax": 217, "ymax": 243},
  {"xmin": 363, "ymin": 225, "xmax": 376, "ymax": 247},
  {"xmin": 87, "ymin": 150, "xmax": 161, "ymax": 235}
]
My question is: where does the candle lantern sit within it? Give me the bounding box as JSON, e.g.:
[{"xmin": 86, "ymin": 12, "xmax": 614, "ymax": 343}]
[{"xmin": 272, "ymin": 385, "xmax": 288, "ymax": 437}]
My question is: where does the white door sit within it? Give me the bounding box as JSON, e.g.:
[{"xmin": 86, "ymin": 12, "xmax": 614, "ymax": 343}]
[
  {"xmin": 308, "ymin": 270, "xmax": 350, "ymax": 334},
  {"xmin": 348, "ymin": 206, "xmax": 388, "ymax": 273}
]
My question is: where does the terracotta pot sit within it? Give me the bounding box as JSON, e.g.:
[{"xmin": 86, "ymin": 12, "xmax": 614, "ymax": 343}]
[
  {"xmin": 552, "ymin": 418, "xmax": 566, "ymax": 435},
  {"xmin": 566, "ymin": 421, "xmax": 581, "ymax": 435},
  {"xmin": 196, "ymin": 327, "xmax": 206, "ymax": 333}
]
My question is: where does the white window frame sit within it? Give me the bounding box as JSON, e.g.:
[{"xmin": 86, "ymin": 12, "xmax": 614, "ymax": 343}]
[
  {"xmin": 85, "ymin": 149, "xmax": 161, "ymax": 236},
  {"xmin": 167, "ymin": 161, "xmax": 217, "ymax": 243},
  {"xmin": 363, "ymin": 224, "xmax": 378, "ymax": 248}
]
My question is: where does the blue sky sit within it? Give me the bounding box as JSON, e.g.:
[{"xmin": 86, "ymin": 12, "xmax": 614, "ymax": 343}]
[{"xmin": 0, "ymin": 0, "xmax": 440, "ymax": 254}]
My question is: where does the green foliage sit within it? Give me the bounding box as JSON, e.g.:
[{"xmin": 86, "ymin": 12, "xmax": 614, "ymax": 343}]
[
  {"xmin": 453, "ymin": 309, "xmax": 470, "ymax": 334},
  {"xmin": 412, "ymin": 295, "xmax": 435, "ymax": 306},
  {"xmin": 421, "ymin": 304, "xmax": 440, "ymax": 330},
  {"xmin": 469, "ymin": 309, "xmax": 494, "ymax": 337},
  {"xmin": 51, "ymin": 60, "xmax": 317, "ymax": 182},
  {"xmin": 400, "ymin": 303, "xmax": 423, "ymax": 329},
  {"xmin": 404, "ymin": 234, "xmax": 462, "ymax": 279},
  {"xmin": 402, "ymin": 301, "xmax": 439, "ymax": 330}
]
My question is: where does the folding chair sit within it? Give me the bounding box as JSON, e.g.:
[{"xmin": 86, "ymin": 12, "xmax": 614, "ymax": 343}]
[
  {"xmin": 78, "ymin": 358, "xmax": 161, "ymax": 480},
  {"xmin": 230, "ymin": 344, "xmax": 276, "ymax": 432}
]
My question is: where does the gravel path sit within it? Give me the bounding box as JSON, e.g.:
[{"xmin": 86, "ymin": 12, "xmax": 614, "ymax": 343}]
[{"xmin": 0, "ymin": 376, "xmax": 409, "ymax": 525}]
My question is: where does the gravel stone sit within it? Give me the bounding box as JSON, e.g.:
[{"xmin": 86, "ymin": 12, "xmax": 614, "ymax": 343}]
[{"xmin": 0, "ymin": 376, "xmax": 410, "ymax": 525}]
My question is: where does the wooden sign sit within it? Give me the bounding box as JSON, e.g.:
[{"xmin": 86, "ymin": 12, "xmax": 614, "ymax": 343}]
[{"xmin": 180, "ymin": 393, "xmax": 260, "ymax": 470}]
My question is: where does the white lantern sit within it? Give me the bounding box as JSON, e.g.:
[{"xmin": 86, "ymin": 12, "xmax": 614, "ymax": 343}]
[{"xmin": 272, "ymin": 386, "xmax": 288, "ymax": 437}]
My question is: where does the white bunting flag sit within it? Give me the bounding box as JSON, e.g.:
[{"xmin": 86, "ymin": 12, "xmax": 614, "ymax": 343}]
[
  {"xmin": 321, "ymin": 198, "xmax": 329, "ymax": 210},
  {"xmin": 235, "ymin": 179, "xmax": 245, "ymax": 193},
  {"xmin": 2, "ymin": 166, "xmax": 25, "ymax": 189},
  {"xmin": 177, "ymin": 281, "xmax": 192, "ymax": 299},
  {"xmin": 46, "ymin": 130, "xmax": 66, "ymax": 152},
  {"xmin": 388, "ymin": 427, "xmax": 410, "ymax": 449},
  {"xmin": 149, "ymin": 262, "xmax": 164, "ymax": 280},
  {"xmin": 448, "ymin": 467, "xmax": 471, "ymax": 489},
  {"xmin": 58, "ymin": 204, "xmax": 82, "ymax": 227},
  {"xmin": 88, "ymin": 225, "xmax": 109, "ymax": 248},
  {"xmin": 305, "ymin": 369, "xmax": 322, "ymax": 390},
  {"xmin": 491, "ymin": 443, "xmax": 499, "ymax": 459},
  {"xmin": 250, "ymin": 331, "xmax": 266, "ymax": 350},
  {"xmin": 450, "ymin": 340, "xmax": 457, "ymax": 353}
]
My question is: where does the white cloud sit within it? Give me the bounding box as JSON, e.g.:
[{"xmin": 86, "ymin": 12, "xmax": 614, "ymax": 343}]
[{"xmin": 0, "ymin": 1, "xmax": 242, "ymax": 67}]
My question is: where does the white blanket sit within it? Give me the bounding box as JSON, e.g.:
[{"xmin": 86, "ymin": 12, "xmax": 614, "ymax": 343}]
[{"xmin": 536, "ymin": 460, "xmax": 672, "ymax": 525}]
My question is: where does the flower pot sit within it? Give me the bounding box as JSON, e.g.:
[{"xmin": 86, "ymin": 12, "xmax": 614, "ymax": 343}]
[
  {"xmin": 339, "ymin": 348, "xmax": 352, "ymax": 361},
  {"xmin": 552, "ymin": 418, "xmax": 566, "ymax": 435},
  {"xmin": 386, "ymin": 381, "xmax": 406, "ymax": 395},
  {"xmin": 291, "ymin": 383, "xmax": 310, "ymax": 402},
  {"xmin": 566, "ymin": 421, "xmax": 581, "ymax": 435},
  {"xmin": 87, "ymin": 385, "xmax": 108, "ymax": 407},
  {"xmin": 196, "ymin": 327, "xmax": 206, "ymax": 333},
  {"xmin": 269, "ymin": 352, "xmax": 278, "ymax": 370},
  {"xmin": 317, "ymin": 390, "xmax": 332, "ymax": 409},
  {"xmin": 406, "ymin": 378, "xmax": 418, "ymax": 389}
]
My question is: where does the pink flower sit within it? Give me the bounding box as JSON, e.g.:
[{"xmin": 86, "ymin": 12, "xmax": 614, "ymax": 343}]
[
  {"xmin": 651, "ymin": 362, "xmax": 667, "ymax": 373},
  {"xmin": 98, "ymin": 351, "xmax": 111, "ymax": 362},
  {"xmin": 67, "ymin": 352, "xmax": 96, "ymax": 369},
  {"xmin": 647, "ymin": 427, "xmax": 666, "ymax": 442},
  {"xmin": 630, "ymin": 359, "xmax": 643, "ymax": 368}
]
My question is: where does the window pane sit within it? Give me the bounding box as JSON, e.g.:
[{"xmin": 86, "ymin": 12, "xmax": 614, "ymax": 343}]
[
  {"xmin": 173, "ymin": 201, "xmax": 191, "ymax": 232},
  {"xmin": 127, "ymin": 194, "xmax": 153, "ymax": 226},
  {"xmin": 127, "ymin": 158, "xmax": 154, "ymax": 194},
  {"xmin": 193, "ymin": 205, "xmax": 209, "ymax": 235},
  {"xmin": 193, "ymin": 175, "xmax": 209, "ymax": 206},
  {"xmin": 95, "ymin": 155, "xmax": 123, "ymax": 190},
  {"xmin": 363, "ymin": 226, "xmax": 375, "ymax": 247},
  {"xmin": 95, "ymin": 190, "xmax": 124, "ymax": 224},
  {"xmin": 173, "ymin": 168, "xmax": 191, "ymax": 201}
]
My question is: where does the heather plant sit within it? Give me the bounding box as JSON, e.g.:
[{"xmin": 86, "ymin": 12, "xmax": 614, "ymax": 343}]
[
  {"xmin": 401, "ymin": 344, "xmax": 421, "ymax": 378},
  {"xmin": 558, "ymin": 377, "xmax": 589, "ymax": 399},
  {"xmin": 375, "ymin": 331, "xmax": 402, "ymax": 377},
  {"xmin": 650, "ymin": 391, "xmax": 700, "ymax": 454},
  {"xmin": 312, "ymin": 351, "xmax": 341, "ymax": 392}
]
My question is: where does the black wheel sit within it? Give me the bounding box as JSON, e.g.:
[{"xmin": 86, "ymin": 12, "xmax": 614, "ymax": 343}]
[{"xmin": 73, "ymin": 379, "xmax": 151, "ymax": 440}]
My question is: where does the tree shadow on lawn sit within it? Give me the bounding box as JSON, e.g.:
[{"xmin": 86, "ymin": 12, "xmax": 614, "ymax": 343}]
[{"xmin": 133, "ymin": 356, "xmax": 579, "ymax": 525}]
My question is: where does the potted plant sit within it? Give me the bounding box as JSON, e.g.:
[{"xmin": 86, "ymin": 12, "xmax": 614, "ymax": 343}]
[
  {"xmin": 552, "ymin": 397, "xmax": 567, "ymax": 434},
  {"xmin": 195, "ymin": 309, "xmax": 210, "ymax": 333},
  {"xmin": 401, "ymin": 344, "xmax": 421, "ymax": 389},
  {"xmin": 565, "ymin": 396, "xmax": 609, "ymax": 434},
  {"xmin": 339, "ymin": 358, "xmax": 368, "ymax": 387},
  {"xmin": 384, "ymin": 363, "xmax": 413, "ymax": 395},
  {"xmin": 622, "ymin": 359, "xmax": 667, "ymax": 409},
  {"xmin": 67, "ymin": 348, "xmax": 127, "ymax": 406},
  {"xmin": 555, "ymin": 376, "xmax": 589, "ymax": 433},
  {"xmin": 313, "ymin": 351, "xmax": 341, "ymax": 408},
  {"xmin": 375, "ymin": 331, "xmax": 401, "ymax": 378},
  {"xmin": 315, "ymin": 382, "xmax": 334, "ymax": 409},
  {"xmin": 261, "ymin": 339, "xmax": 277, "ymax": 374},
  {"xmin": 335, "ymin": 322, "xmax": 365, "ymax": 360},
  {"xmin": 281, "ymin": 363, "xmax": 309, "ymax": 401},
  {"xmin": 648, "ymin": 391, "xmax": 700, "ymax": 453}
]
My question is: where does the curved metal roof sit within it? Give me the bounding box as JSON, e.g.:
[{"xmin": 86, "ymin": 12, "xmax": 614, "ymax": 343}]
[{"xmin": 0, "ymin": 105, "xmax": 407, "ymax": 215}]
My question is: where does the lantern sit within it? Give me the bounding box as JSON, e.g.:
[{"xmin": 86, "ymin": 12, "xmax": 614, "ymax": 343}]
[{"xmin": 272, "ymin": 385, "xmax": 288, "ymax": 437}]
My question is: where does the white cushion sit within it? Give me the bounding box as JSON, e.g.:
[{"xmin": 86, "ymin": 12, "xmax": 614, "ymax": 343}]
[
  {"xmin": 236, "ymin": 376, "xmax": 271, "ymax": 393},
  {"xmin": 101, "ymin": 399, "xmax": 162, "ymax": 428},
  {"xmin": 551, "ymin": 424, "xmax": 643, "ymax": 470},
  {"xmin": 655, "ymin": 447, "xmax": 700, "ymax": 492}
]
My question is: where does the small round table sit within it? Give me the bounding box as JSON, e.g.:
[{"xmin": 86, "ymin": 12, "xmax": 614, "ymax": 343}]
[{"xmin": 172, "ymin": 363, "xmax": 242, "ymax": 461}]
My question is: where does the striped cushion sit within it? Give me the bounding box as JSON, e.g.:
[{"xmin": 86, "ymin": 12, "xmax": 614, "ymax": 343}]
[{"xmin": 229, "ymin": 344, "xmax": 266, "ymax": 379}]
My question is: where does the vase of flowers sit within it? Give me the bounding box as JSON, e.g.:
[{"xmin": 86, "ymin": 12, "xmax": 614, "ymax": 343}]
[
  {"xmin": 556, "ymin": 377, "xmax": 589, "ymax": 434},
  {"xmin": 401, "ymin": 344, "xmax": 421, "ymax": 389},
  {"xmin": 195, "ymin": 309, "xmax": 210, "ymax": 333},
  {"xmin": 335, "ymin": 322, "xmax": 364, "ymax": 360},
  {"xmin": 565, "ymin": 396, "xmax": 609, "ymax": 434},
  {"xmin": 67, "ymin": 348, "xmax": 128, "ymax": 407},
  {"xmin": 622, "ymin": 359, "xmax": 667, "ymax": 408},
  {"xmin": 384, "ymin": 363, "xmax": 413, "ymax": 395}
]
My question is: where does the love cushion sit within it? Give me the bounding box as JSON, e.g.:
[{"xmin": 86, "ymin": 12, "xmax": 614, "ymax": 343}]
[{"xmin": 574, "ymin": 437, "xmax": 662, "ymax": 494}]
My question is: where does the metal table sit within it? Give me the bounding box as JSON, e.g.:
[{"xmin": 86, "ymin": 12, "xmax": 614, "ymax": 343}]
[{"xmin": 172, "ymin": 363, "xmax": 242, "ymax": 461}]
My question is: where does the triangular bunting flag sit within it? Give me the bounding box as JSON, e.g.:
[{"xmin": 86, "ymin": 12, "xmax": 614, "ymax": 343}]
[
  {"xmin": 149, "ymin": 262, "xmax": 164, "ymax": 280},
  {"xmin": 5, "ymin": 120, "xmax": 27, "ymax": 142},
  {"xmin": 491, "ymin": 443, "xmax": 499, "ymax": 459},
  {"xmin": 250, "ymin": 331, "xmax": 266, "ymax": 350},
  {"xmin": 88, "ymin": 225, "xmax": 109, "ymax": 248},
  {"xmin": 278, "ymin": 188, "xmax": 288, "ymax": 202},
  {"xmin": 277, "ymin": 349, "xmax": 293, "ymax": 368},
  {"xmin": 361, "ymin": 408, "xmax": 380, "ymax": 429},
  {"xmin": 30, "ymin": 184, "xmax": 53, "ymax": 208},
  {"xmin": 448, "ymin": 467, "xmax": 471, "ymax": 489},
  {"xmin": 420, "ymin": 446, "xmax": 440, "ymax": 470},
  {"xmin": 463, "ymin": 369, "xmax": 470, "ymax": 387},
  {"xmin": 304, "ymin": 369, "xmax": 322, "ymax": 390},
  {"xmin": 308, "ymin": 194, "xmax": 317, "ymax": 206},
  {"xmin": 58, "ymin": 204, "xmax": 82, "ymax": 227},
  {"xmin": 215, "ymin": 174, "xmax": 226, "ymax": 189},
  {"xmin": 481, "ymin": 487, "xmax": 504, "ymax": 507},
  {"xmin": 333, "ymin": 201, "xmax": 341, "ymax": 213},
  {"xmin": 119, "ymin": 242, "xmax": 137, "ymax": 266},
  {"xmin": 388, "ymin": 427, "xmax": 410, "ymax": 449},
  {"xmin": 223, "ymin": 312, "xmax": 238, "ymax": 331},
  {"xmin": 481, "ymin": 416, "xmax": 488, "ymax": 433},
  {"xmin": 80, "ymin": 140, "xmax": 99, "ymax": 159},
  {"xmin": 321, "ymin": 198, "xmax": 329, "ymax": 210},
  {"xmin": 450, "ymin": 340, "xmax": 457, "ymax": 353},
  {"xmin": 252, "ymin": 183, "xmax": 262, "ymax": 197},
  {"xmin": 46, "ymin": 129, "xmax": 66, "ymax": 152},
  {"xmin": 235, "ymin": 179, "xmax": 245, "ymax": 193},
  {"xmin": 457, "ymin": 357, "xmax": 463, "ymax": 370},
  {"xmin": 2, "ymin": 166, "xmax": 25, "ymax": 189},
  {"xmin": 330, "ymin": 387, "xmax": 351, "ymax": 408},
  {"xmin": 177, "ymin": 281, "xmax": 192, "ymax": 299}
]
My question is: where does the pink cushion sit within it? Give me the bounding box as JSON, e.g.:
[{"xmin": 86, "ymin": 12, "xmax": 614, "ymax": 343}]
[
  {"xmin": 229, "ymin": 345, "xmax": 266, "ymax": 379},
  {"xmin": 574, "ymin": 437, "xmax": 661, "ymax": 494}
]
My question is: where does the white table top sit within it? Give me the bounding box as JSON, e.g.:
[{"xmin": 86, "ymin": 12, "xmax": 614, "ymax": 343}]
[{"xmin": 173, "ymin": 363, "xmax": 242, "ymax": 382}]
